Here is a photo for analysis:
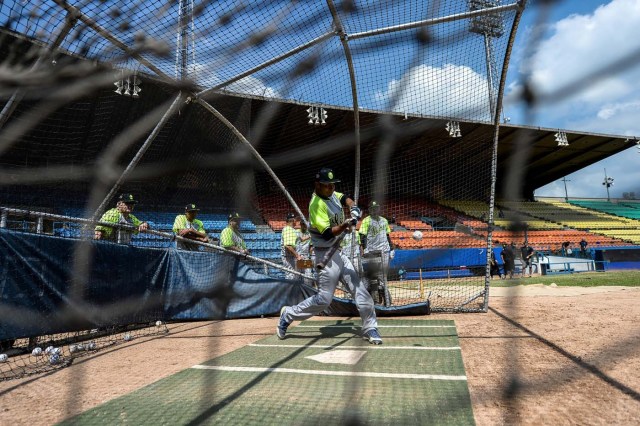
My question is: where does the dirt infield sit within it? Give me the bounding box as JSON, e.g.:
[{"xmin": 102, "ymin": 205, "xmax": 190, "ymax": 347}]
[{"xmin": 1, "ymin": 285, "xmax": 639, "ymax": 425}]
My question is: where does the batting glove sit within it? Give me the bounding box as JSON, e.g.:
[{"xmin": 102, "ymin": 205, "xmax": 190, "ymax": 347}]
[
  {"xmin": 343, "ymin": 218, "xmax": 357, "ymax": 228},
  {"xmin": 389, "ymin": 249, "xmax": 395, "ymax": 260},
  {"xmin": 350, "ymin": 206, "xmax": 361, "ymax": 220}
]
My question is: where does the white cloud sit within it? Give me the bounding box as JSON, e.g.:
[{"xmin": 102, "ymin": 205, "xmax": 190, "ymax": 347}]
[
  {"xmin": 375, "ymin": 63, "xmax": 492, "ymax": 121},
  {"xmin": 528, "ymin": 0, "xmax": 640, "ymax": 103},
  {"xmin": 597, "ymin": 100, "xmax": 640, "ymax": 120},
  {"xmin": 511, "ymin": 0, "xmax": 640, "ymax": 197}
]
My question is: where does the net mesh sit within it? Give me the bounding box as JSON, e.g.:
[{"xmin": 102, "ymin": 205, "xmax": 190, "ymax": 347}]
[{"xmin": 0, "ymin": 0, "xmax": 522, "ymax": 379}]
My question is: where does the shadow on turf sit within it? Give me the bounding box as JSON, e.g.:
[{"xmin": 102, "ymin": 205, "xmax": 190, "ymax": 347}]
[{"xmin": 184, "ymin": 322, "xmax": 365, "ymax": 426}]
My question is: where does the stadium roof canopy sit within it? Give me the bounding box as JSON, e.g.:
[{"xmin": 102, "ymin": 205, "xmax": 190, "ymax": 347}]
[{"xmin": 238, "ymin": 96, "xmax": 634, "ymax": 200}]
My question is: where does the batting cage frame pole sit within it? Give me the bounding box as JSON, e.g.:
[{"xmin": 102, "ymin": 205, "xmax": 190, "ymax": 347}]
[
  {"xmin": 195, "ymin": 31, "xmax": 335, "ymax": 100},
  {"xmin": 93, "ymin": 93, "xmax": 187, "ymax": 219},
  {"xmin": 0, "ymin": 11, "xmax": 77, "ymax": 130},
  {"xmin": 326, "ymin": 0, "xmax": 361, "ymax": 204},
  {"xmin": 348, "ymin": 2, "xmax": 522, "ymax": 41},
  {"xmin": 51, "ymin": 0, "xmax": 173, "ymax": 82},
  {"xmin": 483, "ymin": 2, "xmax": 528, "ymax": 312},
  {"xmin": 195, "ymin": 98, "xmax": 307, "ymax": 222},
  {"xmin": 326, "ymin": 0, "xmax": 363, "ymax": 268}
]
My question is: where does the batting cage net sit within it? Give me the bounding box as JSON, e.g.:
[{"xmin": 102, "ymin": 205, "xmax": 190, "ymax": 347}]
[{"xmin": 0, "ymin": 0, "xmax": 523, "ymax": 380}]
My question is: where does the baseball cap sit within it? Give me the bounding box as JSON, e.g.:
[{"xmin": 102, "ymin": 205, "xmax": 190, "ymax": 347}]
[
  {"xmin": 369, "ymin": 200, "xmax": 381, "ymax": 209},
  {"xmin": 228, "ymin": 212, "xmax": 241, "ymax": 222},
  {"xmin": 185, "ymin": 204, "xmax": 200, "ymax": 211},
  {"xmin": 118, "ymin": 193, "xmax": 138, "ymax": 204},
  {"xmin": 286, "ymin": 212, "xmax": 296, "ymax": 220},
  {"xmin": 315, "ymin": 167, "xmax": 340, "ymax": 184}
]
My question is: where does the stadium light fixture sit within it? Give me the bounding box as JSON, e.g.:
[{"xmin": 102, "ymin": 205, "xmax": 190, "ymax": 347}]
[
  {"xmin": 468, "ymin": 0, "xmax": 504, "ymax": 38},
  {"xmin": 114, "ymin": 70, "xmax": 124, "ymax": 95},
  {"xmin": 114, "ymin": 71, "xmax": 141, "ymax": 99},
  {"xmin": 307, "ymin": 106, "xmax": 317, "ymax": 125},
  {"xmin": 446, "ymin": 121, "xmax": 461, "ymax": 138},
  {"xmin": 555, "ymin": 131, "xmax": 568, "ymax": 147},
  {"xmin": 123, "ymin": 76, "xmax": 131, "ymax": 96},
  {"xmin": 306, "ymin": 106, "xmax": 327, "ymax": 126},
  {"xmin": 131, "ymin": 76, "xmax": 142, "ymax": 98}
]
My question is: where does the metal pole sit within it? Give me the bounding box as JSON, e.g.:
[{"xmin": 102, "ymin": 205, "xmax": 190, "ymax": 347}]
[
  {"xmin": 177, "ymin": 0, "xmax": 191, "ymax": 81},
  {"xmin": 604, "ymin": 168, "xmax": 611, "ymax": 202},
  {"xmin": 94, "ymin": 93, "xmax": 186, "ymax": 217},
  {"xmin": 325, "ymin": 0, "xmax": 361, "ymax": 204},
  {"xmin": 349, "ymin": 2, "xmax": 521, "ymax": 40},
  {"xmin": 196, "ymin": 31, "xmax": 334, "ymax": 99},
  {"xmin": 483, "ymin": 34, "xmax": 497, "ymax": 118},
  {"xmin": 52, "ymin": 0, "xmax": 173, "ymax": 81},
  {"xmin": 195, "ymin": 98, "xmax": 306, "ymax": 222},
  {"xmin": 0, "ymin": 12, "xmax": 77, "ymax": 129},
  {"xmin": 483, "ymin": 2, "xmax": 527, "ymax": 312},
  {"xmin": 562, "ymin": 176, "xmax": 570, "ymax": 202}
]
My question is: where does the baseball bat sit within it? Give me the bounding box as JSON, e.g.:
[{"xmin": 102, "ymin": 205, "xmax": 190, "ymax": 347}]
[{"xmin": 316, "ymin": 221, "xmax": 355, "ymax": 270}]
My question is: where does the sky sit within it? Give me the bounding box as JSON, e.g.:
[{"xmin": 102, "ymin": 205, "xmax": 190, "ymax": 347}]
[{"xmin": 504, "ymin": 0, "xmax": 640, "ymax": 200}]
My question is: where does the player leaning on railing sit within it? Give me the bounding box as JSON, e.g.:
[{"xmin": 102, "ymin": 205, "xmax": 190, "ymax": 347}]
[
  {"xmin": 277, "ymin": 168, "xmax": 382, "ymax": 345},
  {"xmin": 220, "ymin": 213, "xmax": 249, "ymax": 255},
  {"xmin": 94, "ymin": 193, "xmax": 149, "ymax": 243}
]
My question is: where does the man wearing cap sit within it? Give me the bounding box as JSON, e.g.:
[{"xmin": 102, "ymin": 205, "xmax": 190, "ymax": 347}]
[
  {"xmin": 520, "ymin": 242, "xmax": 535, "ymax": 277},
  {"xmin": 173, "ymin": 204, "xmax": 209, "ymax": 250},
  {"xmin": 220, "ymin": 213, "xmax": 249, "ymax": 255},
  {"xmin": 277, "ymin": 167, "xmax": 382, "ymax": 345},
  {"xmin": 94, "ymin": 193, "xmax": 149, "ymax": 243},
  {"xmin": 281, "ymin": 212, "xmax": 303, "ymax": 280},
  {"xmin": 359, "ymin": 200, "xmax": 395, "ymax": 285}
]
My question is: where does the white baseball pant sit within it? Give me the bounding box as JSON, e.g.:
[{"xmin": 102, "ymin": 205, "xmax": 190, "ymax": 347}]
[{"xmin": 281, "ymin": 247, "xmax": 378, "ymax": 333}]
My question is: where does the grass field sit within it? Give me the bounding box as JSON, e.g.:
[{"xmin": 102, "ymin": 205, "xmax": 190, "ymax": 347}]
[{"xmin": 489, "ymin": 271, "xmax": 640, "ymax": 287}]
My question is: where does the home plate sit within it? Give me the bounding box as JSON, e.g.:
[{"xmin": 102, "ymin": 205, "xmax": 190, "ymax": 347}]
[{"xmin": 306, "ymin": 350, "xmax": 367, "ymax": 365}]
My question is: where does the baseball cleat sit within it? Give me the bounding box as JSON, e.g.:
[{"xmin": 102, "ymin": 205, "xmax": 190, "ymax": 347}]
[
  {"xmin": 363, "ymin": 328, "xmax": 383, "ymax": 345},
  {"xmin": 276, "ymin": 306, "xmax": 290, "ymax": 339}
]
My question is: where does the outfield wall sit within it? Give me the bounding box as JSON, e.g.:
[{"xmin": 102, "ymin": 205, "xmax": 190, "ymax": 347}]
[{"xmin": 593, "ymin": 247, "xmax": 640, "ymax": 271}]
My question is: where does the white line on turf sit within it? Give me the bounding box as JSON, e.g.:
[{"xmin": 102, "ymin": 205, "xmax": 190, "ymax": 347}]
[
  {"xmin": 191, "ymin": 365, "xmax": 467, "ymax": 381},
  {"xmin": 296, "ymin": 325, "xmax": 456, "ymax": 328},
  {"xmin": 249, "ymin": 344, "xmax": 461, "ymax": 350}
]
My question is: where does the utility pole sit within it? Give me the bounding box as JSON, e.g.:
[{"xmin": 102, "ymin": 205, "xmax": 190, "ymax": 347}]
[
  {"xmin": 561, "ymin": 176, "xmax": 571, "ymax": 202},
  {"xmin": 602, "ymin": 168, "xmax": 614, "ymax": 202}
]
